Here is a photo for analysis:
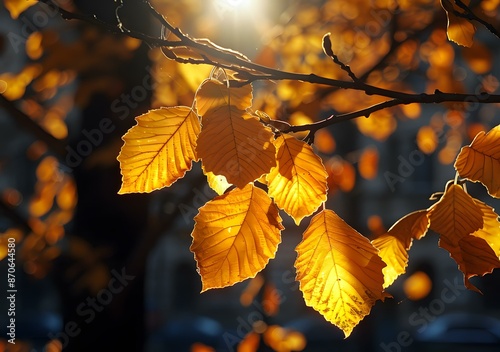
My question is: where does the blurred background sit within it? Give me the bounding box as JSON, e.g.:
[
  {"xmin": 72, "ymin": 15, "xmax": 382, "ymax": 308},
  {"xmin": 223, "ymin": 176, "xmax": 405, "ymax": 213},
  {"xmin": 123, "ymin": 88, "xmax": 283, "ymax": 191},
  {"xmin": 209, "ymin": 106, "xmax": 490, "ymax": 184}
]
[{"xmin": 1, "ymin": 0, "xmax": 500, "ymax": 351}]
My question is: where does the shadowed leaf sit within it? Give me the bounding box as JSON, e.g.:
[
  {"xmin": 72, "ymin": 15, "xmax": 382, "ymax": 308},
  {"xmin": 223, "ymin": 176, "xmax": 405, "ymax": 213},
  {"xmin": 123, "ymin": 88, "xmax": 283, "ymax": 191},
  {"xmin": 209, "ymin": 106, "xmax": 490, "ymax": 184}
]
[{"xmin": 455, "ymin": 124, "xmax": 500, "ymax": 198}]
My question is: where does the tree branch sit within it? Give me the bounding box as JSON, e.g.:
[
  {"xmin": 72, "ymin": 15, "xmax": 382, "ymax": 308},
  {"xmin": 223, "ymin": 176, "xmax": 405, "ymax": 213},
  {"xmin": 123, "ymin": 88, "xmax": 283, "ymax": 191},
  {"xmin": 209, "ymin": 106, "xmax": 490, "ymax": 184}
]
[{"xmin": 37, "ymin": 0, "xmax": 500, "ymax": 133}]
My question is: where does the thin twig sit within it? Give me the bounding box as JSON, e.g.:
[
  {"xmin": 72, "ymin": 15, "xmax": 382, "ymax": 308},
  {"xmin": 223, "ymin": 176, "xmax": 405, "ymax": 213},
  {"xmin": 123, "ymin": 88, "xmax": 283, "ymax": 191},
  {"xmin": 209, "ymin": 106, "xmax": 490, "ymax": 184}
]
[{"xmin": 454, "ymin": 0, "xmax": 500, "ymax": 39}]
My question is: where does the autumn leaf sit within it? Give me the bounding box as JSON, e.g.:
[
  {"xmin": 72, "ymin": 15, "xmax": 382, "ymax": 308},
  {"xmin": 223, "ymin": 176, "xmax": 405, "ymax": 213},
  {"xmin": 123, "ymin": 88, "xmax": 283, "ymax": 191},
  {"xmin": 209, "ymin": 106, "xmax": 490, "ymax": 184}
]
[
  {"xmin": 439, "ymin": 235, "xmax": 500, "ymax": 293},
  {"xmin": 372, "ymin": 210, "xmax": 429, "ymax": 288},
  {"xmin": 117, "ymin": 106, "xmax": 200, "ymax": 194},
  {"xmin": 196, "ymin": 80, "xmax": 276, "ymax": 188},
  {"xmin": 426, "ymin": 184, "xmax": 500, "ymax": 291},
  {"xmin": 190, "ymin": 184, "xmax": 283, "ymax": 292},
  {"xmin": 266, "ymin": 134, "xmax": 328, "ymax": 225},
  {"xmin": 440, "ymin": 0, "xmax": 476, "ymax": 47},
  {"xmin": 295, "ymin": 209, "xmax": 388, "ymax": 337},
  {"xmin": 195, "ymin": 79, "xmax": 253, "ymax": 115},
  {"xmin": 455, "ymin": 124, "xmax": 500, "ymax": 198},
  {"xmin": 471, "ymin": 199, "xmax": 500, "ymax": 257},
  {"xmin": 447, "ymin": 197, "xmax": 500, "ymax": 291},
  {"xmin": 428, "ymin": 184, "xmax": 483, "ymax": 244}
]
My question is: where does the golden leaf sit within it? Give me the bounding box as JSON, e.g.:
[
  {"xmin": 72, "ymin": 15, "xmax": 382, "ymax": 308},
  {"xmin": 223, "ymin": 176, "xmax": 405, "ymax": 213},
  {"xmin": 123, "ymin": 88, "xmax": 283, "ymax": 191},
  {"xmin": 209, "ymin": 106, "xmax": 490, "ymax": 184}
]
[
  {"xmin": 196, "ymin": 81, "xmax": 276, "ymax": 188},
  {"xmin": 455, "ymin": 124, "xmax": 500, "ymax": 198},
  {"xmin": 195, "ymin": 80, "xmax": 253, "ymax": 116},
  {"xmin": 295, "ymin": 210, "xmax": 388, "ymax": 337},
  {"xmin": 266, "ymin": 134, "xmax": 328, "ymax": 225},
  {"xmin": 190, "ymin": 184, "xmax": 283, "ymax": 292},
  {"xmin": 471, "ymin": 199, "xmax": 500, "ymax": 258},
  {"xmin": 428, "ymin": 184, "xmax": 483, "ymax": 244},
  {"xmin": 441, "ymin": 0, "xmax": 476, "ymax": 47},
  {"xmin": 439, "ymin": 235, "xmax": 500, "ymax": 293},
  {"xmin": 372, "ymin": 210, "xmax": 429, "ymax": 288},
  {"xmin": 117, "ymin": 107, "xmax": 200, "ymax": 194}
]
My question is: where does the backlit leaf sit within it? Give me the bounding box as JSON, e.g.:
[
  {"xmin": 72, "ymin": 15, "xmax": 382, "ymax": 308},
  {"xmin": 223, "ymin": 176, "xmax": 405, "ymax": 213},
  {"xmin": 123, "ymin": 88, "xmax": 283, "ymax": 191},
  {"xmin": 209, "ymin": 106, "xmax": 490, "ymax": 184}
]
[
  {"xmin": 372, "ymin": 210, "xmax": 429, "ymax": 288},
  {"xmin": 455, "ymin": 124, "xmax": 500, "ymax": 198},
  {"xmin": 190, "ymin": 184, "xmax": 283, "ymax": 292},
  {"xmin": 266, "ymin": 134, "xmax": 328, "ymax": 225},
  {"xmin": 427, "ymin": 184, "xmax": 497, "ymax": 291},
  {"xmin": 439, "ymin": 235, "xmax": 500, "ymax": 292},
  {"xmin": 295, "ymin": 210, "xmax": 388, "ymax": 337},
  {"xmin": 441, "ymin": 0, "xmax": 476, "ymax": 47},
  {"xmin": 195, "ymin": 79, "xmax": 252, "ymax": 115},
  {"xmin": 196, "ymin": 80, "xmax": 276, "ymax": 188},
  {"xmin": 428, "ymin": 184, "xmax": 483, "ymax": 244},
  {"xmin": 471, "ymin": 199, "xmax": 500, "ymax": 258},
  {"xmin": 117, "ymin": 107, "xmax": 200, "ymax": 194}
]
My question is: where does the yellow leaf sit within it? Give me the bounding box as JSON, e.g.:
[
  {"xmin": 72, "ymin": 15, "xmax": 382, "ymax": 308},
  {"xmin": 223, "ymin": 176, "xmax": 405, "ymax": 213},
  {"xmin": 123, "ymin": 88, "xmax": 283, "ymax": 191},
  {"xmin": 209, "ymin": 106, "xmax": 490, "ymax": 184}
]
[
  {"xmin": 428, "ymin": 184, "xmax": 483, "ymax": 244},
  {"xmin": 266, "ymin": 134, "xmax": 328, "ymax": 225},
  {"xmin": 441, "ymin": 0, "xmax": 476, "ymax": 47},
  {"xmin": 295, "ymin": 209, "xmax": 388, "ymax": 337},
  {"xmin": 439, "ymin": 235, "xmax": 500, "ymax": 293},
  {"xmin": 471, "ymin": 199, "xmax": 500, "ymax": 258},
  {"xmin": 178, "ymin": 63, "xmax": 213, "ymax": 92},
  {"xmin": 204, "ymin": 168, "xmax": 232, "ymax": 195},
  {"xmin": 190, "ymin": 184, "xmax": 283, "ymax": 292},
  {"xmin": 195, "ymin": 79, "xmax": 253, "ymax": 116},
  {"xmin": 117, "ymin": 107, "xmax": 200, "ymax": 194},
  {"xmin": 3, "ymin": 0, "xmax": 37, "ymax": 19},
  {"xmin": 455, "ymin": 124, "xmax": 500, "ymax": 198},
  {"xmin": 372, "ymin": 210, "xmax": 429, "ymax": 288},
  {"xmin": 196, "ymin": 81, "xmax": 276, "ymax": 188}
]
